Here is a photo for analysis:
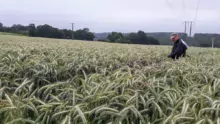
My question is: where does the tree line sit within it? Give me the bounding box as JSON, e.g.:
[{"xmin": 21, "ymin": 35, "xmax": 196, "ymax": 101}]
[
  {"xmin": 105, "ymin": 31, "xmax": 160, "ymax": 45},
  {"xmin": 96, "ymin": 32, "xmax": 220, "ymax": 48},
  {"xmin": 193, "ymin": 33, "xmax": 220, "ymax": 47},
  {"xmin": 1, "ymin": 22, "xmax": 219, "ymax": 47},
  {"xmin": 147, "ymin": 32, "xmax": 220, "ymax": 48},
  {"xmin": 0, "ymin": 22, "xmax": 95, "ymax": 41},
  {"xmin": 0, "ymin": 22, "xmax": 160, "ymax": 45}
]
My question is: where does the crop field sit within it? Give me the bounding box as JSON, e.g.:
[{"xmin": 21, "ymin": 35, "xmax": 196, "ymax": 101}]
[{"xmin": 1, "ymin": 35, "xmax": 220, "ymax": 124}]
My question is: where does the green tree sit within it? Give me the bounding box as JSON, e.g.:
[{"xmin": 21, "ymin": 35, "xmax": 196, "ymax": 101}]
[
  {"xmin": 75, "ymin": 28, "xmax": 95, "ymax": 41},
  {"xmin": 36, "ymin": 25, "xmax": 53, "ymax": 38},
  {"xmin": 28, "ymin": 24, "xmax": 36, "ymax": 37},
  {"xmin": 137, "ymin": 30, "xmax": 148, "ymax": 44},
  {"xmin": 127, "ymin": 31, "xmax": 149, "ymax": 44},
  {"xmin": 148, "ymin": 36, "xmax": 160, "ymax": 45},
  {"xmin": 62, "ymin": 29, "xmax": 73, "ymax": 39},
  {"xmin": 0, "ymin": 22, "xmax": 3, "ymax": 31},
  {"xmin": 107, "ymin": 32, "xmax": 124, "ymax": 42},
  {"xmin": 127, "ymin": 33, "xmax": 138, "ymax": 43},
  {"xmin": 126, "ymin": 31, "xmax": 160, "ymax": 45},
  {"xmin": 36, "ymin": 24, "xmax": 64, "ymax": 38},
  {"xmin": 10, "ymin": 24, "xmax": 29, "ymax": 35}
]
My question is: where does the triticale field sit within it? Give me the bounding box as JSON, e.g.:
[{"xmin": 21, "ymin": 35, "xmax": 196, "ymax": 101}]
[{"xmin": 1, "ymin": 35, "xmax": 220, "ymax": 124}]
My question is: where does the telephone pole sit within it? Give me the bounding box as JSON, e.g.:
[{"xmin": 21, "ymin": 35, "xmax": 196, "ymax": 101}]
[
  {"xmin": 212, "ymin": 37, "xmax": 215, "ymax": 48},
  {"xmin": 189, "ymin": 21, "xmax": 194, "ymax": 37},
  {"xmin": 183, "ymin": 21, "xmax": 194, "ymax": 37},
  {"xmin": 183, "ymin": 21, "xmax": 188, "ymax": 33},
  {"xmin": 71, "ymin": 23, "xmax": 74, "ymax": 40}
]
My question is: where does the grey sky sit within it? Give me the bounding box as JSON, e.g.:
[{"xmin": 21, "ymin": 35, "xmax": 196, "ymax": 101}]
[{"xmin": 0, "ymin": 0, "xmax": 220, "ymax": 33}]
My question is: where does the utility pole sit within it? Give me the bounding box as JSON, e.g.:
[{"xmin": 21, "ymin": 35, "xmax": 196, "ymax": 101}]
[
  {"xmin": 212, "ymin": 37, "xmax": 215, "ymax": 48},
  {"xmin": 183, "ymin": 21, "xmax": 188, "ymax": 33},
  {"xmin": 183, "ymin": 21, "xmax": 194, "ymax": 37},
  {"xmin": 189, "ymin": 21, "xmax": 194, "ymax": 37},
  {"xmin": 71, "ymin": 23, "xmax": 74, "ymax": 40},
  {"xmin": 183, "ymin": 21, "xmax": 189, "ymax": 40}
]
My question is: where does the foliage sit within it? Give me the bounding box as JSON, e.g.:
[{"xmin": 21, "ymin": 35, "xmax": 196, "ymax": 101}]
[
  {"xmin": 194, "ymin": 33, "xmax": 220, "ymax": 48},
  {"xmin": 0, "ymin": 22, "xmax": 95, "ymax": 41},
  {"xmin": 36, "ymin": 24, "xmax": 64, "ymax": 38},
  {"xmin": 107, "ymin": 31, "xmax": 160, "ymax": 45},
  {"xmin": 2, "ymin": 24, "xmax": 29, "ymax": 35},
  {"xmin": 0, "ymin": 22, "xmax": 3, "ymax": 31},
  {"xmin": 75, "ymin": 28, "xmax": 95, "ymax": 41},
  {"xmin": 136, "ymin": 30, "xmax": 148, "ymax": 44},
  {"xmin": 1, "ymin": 35, "xmax": 220, "ymax": 123},
  {"xmin": 148, "ymin": 36, "xmax": 160, "ymax": 45},
  {"xmin": 107, "ymin": 32, "xmax": 124, "ymax": 42},
  {"xmin": 28, "ymin": 24, "xmax": 37, "ymax": 37},
  {"xmin": 97, "ymin": 32, "xmax": 220, "ymax": 47}
]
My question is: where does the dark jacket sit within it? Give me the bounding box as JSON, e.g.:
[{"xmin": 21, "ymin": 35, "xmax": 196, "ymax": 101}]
[{"xmin": 168, "ymin": 39, "xmax": 187, "ymax": 60}]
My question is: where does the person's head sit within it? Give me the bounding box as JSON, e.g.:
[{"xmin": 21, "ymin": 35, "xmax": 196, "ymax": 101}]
[{"xmin": 170, "ymin": 33, "xmax": 180, "ymax": 43}]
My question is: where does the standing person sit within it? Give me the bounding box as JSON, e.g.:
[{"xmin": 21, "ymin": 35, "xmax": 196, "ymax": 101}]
[{"xmin": 168, "ymin": 33, "xmax": 188, "ymax": 60}]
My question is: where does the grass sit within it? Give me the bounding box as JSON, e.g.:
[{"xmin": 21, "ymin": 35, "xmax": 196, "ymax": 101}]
[
  {"xmin": 0, "ymin": 35, "xmax": 220, "ymax": 124},
  {"xmin": 0, "ymin": 32, "xmax": 27, "ymax": 36}
]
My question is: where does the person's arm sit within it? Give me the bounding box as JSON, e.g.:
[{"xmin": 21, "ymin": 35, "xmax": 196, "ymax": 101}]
[{"xmin": 168, "ymin": 45, "xmax": 175, "ymax": 58}]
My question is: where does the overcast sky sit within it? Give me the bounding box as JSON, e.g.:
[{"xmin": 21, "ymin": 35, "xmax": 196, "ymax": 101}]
[{"xmin": 0, "ymin": 0, "xmax": 220, "ymax": 33}]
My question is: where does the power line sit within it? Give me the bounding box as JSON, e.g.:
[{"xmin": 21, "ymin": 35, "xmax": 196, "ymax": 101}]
[
  {"xmin": 166, "ymin": 0, "xmax": 198, "ymax": 36},
  {"xmin": 194, "ymin": 0, "xmax": 201, "ymax": 22},
  {"xmin": 166, "ymin": 0, "xmax": 175, "ymax": 14},
  {"xmin": 189, "ymin": 0, "xmax": 201, "ymax": 36},
  {"xmin": 182, "ymin": 0, "xmax": 186, "ymax": 17},
  {"xmin": 165, "ymin": 0, "xmax": 182, "ymax": 20}
]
